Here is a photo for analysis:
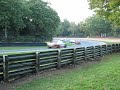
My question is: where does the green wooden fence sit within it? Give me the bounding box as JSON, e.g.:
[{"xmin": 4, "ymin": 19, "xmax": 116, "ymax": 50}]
[
  {"xmin": 0, "ymin": 56, "xmax": 3, "ymax": 81},
  {"xmin": 0, "ymin": 44, "xmax": 120, "ymax": 82}
]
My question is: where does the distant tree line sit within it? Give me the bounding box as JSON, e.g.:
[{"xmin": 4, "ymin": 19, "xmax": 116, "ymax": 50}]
[
  {"xmin": 57, "ymin": 15, "xmax": 120, "ymax": 37},
  {"xmin": 57, "ymin": 19, "xmax": 85, "ymax": 37},
  {"xmin": 0, "ymin": 0, "xmax": 60, "ymax": 42}
]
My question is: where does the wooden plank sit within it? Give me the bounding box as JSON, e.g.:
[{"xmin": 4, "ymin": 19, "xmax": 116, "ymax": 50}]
[
  {"xmin": 61, "ymin": 55, "xmax": 73, "ymax": 60},
  {"xmin": 39, "ymin": 51, "xmax": 58, "ymax": 57},
  {"xmin": 9, "ymin": 62, "xmax": 35, "ymax": 71},
  {"xmin": 39, "ymin": 58, "xmax": 57, "ymax": 64},
  {"xmin": 9, "ymin": 54, "xmax": 35, "ymax": 62}
]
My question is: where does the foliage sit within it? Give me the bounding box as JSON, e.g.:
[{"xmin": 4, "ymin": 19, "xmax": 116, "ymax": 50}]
[
  {"xmin": 88, "ymin": 0, "xmax": 120, "ymax": 26},
  {"xmin": 111, "ymin": 26, "xmax": 120, "ymax": 37},
  {"xmin": 58, "ymin": 19, "xmax": 85, "ymax": 37},
  {"xmin": 0, "ymin": 0, "xmax": 26, "ymax": 40},
  {"xmin": 79, "ymin": 15, "xmax": 112, "ymax": 37},
  {"xmin": 0, "ymin": 0, "xmax": 60, "ymax": 42},
  {"xmin": 58, "ymin": 16, "xmax": 112, "ymax": 37},
  {"xmin": 58, "ymin": 19, "xmax": 71, "ymax": 36}
]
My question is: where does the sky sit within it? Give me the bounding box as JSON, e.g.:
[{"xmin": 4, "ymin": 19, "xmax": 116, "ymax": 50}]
[{"xmin": 45, "ymin": 0, "xmax": 95, "ymax": 23}]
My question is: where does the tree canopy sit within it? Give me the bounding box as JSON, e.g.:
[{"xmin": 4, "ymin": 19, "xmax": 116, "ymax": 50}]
[
  {"xmin": 88, "ymin": 0, "xmax": 120, "ymax": 26},
  {"xmin": 80, "ymin": 15, "xmax": 112, "ymax": 37},
  {"xmin": 58, "ymin": 16, "xmax": 113, "ymax": 37},
  {"xmin": 0, "ymin": 0, "xmax": 60, "ymax": 42}
]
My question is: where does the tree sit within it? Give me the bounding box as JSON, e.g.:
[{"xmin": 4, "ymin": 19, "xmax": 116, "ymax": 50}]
[
  {"xmin": 68, "ymin": 22, "xmax": 76, "ymax": 36},
  {"xmin": 74, "ymin": 24, "xmax": 84, "ymax": 37},
  {"xmin": 58, "ymin": 19, "xmax": 71, "ymax": 36},
  {"xmin": 58, "ymin": 19, "xmax": 85, "ymax": 37},
  {"xmin": 25, "ymin": 0, "xmax": 60, "ymax": 41},
  {"xmin": 0, "ymin": 0, "xmax": 26, "ymax": 40},
  {"xmin": 0, "ymin": 0, "xmax": 60, "ymax": 42},
  {"xmin": 88, "ymin": 0, "xmax": 120, "ymax": 26},
  {"xmin": 78, "ymin": 15, "xmax": 112, "ymax": 37}
]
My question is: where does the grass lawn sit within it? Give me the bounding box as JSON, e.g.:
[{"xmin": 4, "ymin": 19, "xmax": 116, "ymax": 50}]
[
  {"xmin": 16, "ymin": 53, "xmax": 120, "ymax": 90},
  {"xmin": 102, "ymin": 41, "xmax": 118, "ymax": 44},
  {"xmin": 65, "ymin": 42, "xmax": 74, "ymax": 46},
  {"xmin": 0, "ymin": 46, "xmax": 47, "ymax": 50},
  {"xmin": 0, "ymin": 43, "xmax": 73, "ymax": 50}
]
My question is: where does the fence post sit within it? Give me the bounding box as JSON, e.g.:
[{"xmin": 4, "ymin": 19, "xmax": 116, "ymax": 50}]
[
  {"xmin": 104, "ymin": 45, "xmax": 107, "ymax": 55},
  {"xmin": 93, "ymin": 46, "xmax": 95, "ymax": 60},
  {"xmin": 100, "ymin": 45, "xmax": 103, "ymax": 57},
  {"xmin": 72, "ymin": 48, "xmax": 76, "ymax": 65},
  {"xmin": 3, "ymin": 55, "xmax": 9, "ymax": 82},
  {"xmin": 110, "ymin": 44, "xmax": 112, "ymax": 53},
  {"xmin": 106, "ymin": 45, "xmax": 109, "ymax": 54},
  {"xmin": 84, "ymin": 47, "xmax": 87, "ymax": 62},
  {"xmin": 112, "ymin": 44, "xmax": 115, "ymax": 52},
  {"xmin": 57, "ymin": 50, "xmax": 61, "ymax": 69},
  {"xmin": 35, "ymin": 52, "xmax": 39, "ymax": 73},
  {"xmin": 115, "ymin": 44, "xmax": 116, "ymax": 52},
  {"xmin": 119, "ymin": 44, "xmax": 120, "ymax": 52},
  {"xmin": 116, "ymin": 44, "xmax": 119, "ymax": 52}
]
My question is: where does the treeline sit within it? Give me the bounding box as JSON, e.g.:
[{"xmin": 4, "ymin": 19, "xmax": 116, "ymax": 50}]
[
  {"xmin": 0, "ymin": 0, "xmax": 120, "ymax": 42},
  {"xmin": 58, "ymin": 15, "xmax": 120, "ymax": 37},
  {"xmin": 0, "ymin": 0, "xmax": 60, "ymax": 42}
]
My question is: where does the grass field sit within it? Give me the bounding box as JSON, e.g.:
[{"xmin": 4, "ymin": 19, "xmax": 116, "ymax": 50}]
[
  {"xmin": 16, "ymin": 53, "xmax": 120, "ymax": 90},
  {"xmin": 0, "ymin": 46, "xmax": 47, "ymax": 50},
  {"xmin": 0, "ymin": 42, "xmax": 73, "ymax": 50},
  {"xmin": 102, "ymin": 41, "xmax": 118, "ymax": 44}
]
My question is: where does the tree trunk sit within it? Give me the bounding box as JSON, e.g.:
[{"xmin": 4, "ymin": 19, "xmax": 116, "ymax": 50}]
[{"xmin": 4, "ymin": 23, "xmax": 8, "ymax": 41}]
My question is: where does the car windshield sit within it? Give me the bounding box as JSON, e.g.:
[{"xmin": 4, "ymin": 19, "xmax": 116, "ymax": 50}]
[{"xmin": 56, "ymin": 40, "xmax": 64, "ymax": 44}]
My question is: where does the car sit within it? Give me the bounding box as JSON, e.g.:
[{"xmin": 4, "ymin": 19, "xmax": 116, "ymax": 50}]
[
  {"xmin": 75, "ymin": 40, "xmax": 81, "ymax": 44},
  {"xmin": 70, "ymin": 39, "xmax": 81, "ymax": 45},
  {"xmin": 47, "ymin": 40, "xmax": 67, "ymax": 48}
]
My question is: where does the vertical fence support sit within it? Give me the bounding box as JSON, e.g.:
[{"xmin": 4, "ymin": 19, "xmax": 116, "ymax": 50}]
[
  {"xmin": 35, "ymin": 52, "xmax": 39, "ymax": 73},
  {"xmin": 104, "ymin": 45, "xmax": 106, "ymax": 54},
  {"xmin": 3, "ymin": 55, "xmax": 9, "ymax": 82},
  {"xmin": 106, "ymin": 45, "xmax": 109, "ymax": 54},
  {"xmin": 100, "ymin": 46, "xmax": 103, "ymax": 57},
  {"xmin": 119, "ymin": 44, "xmax": 120, "ymax": 52},
  {"xmin": 110, "ymin": 45, "xmax": 112, "ymax": 53},
  {"xmin": 112, "ymin": 44, "xmax": 115, "ymax": 52},
  {"xmin": 57, "ymin": 50, "xmax": 61, "ymax": 69},
  {"xmin": 84, "ymin": 47, "xmax": 87, "ymax": 62},
  {"xmin": 115, "ymin": 44, "xmax": 116, "ymax": 52},
  {"xmin": 116, "ymin": 44, "xmax": 119, "ymax": 52},
  {"xmin": 72, "ymin": 48, "xmax": 76, "ymax": 65},
  {"xmin": 93, "ymin": 46, "xmax": 95, "ymax": 60}
]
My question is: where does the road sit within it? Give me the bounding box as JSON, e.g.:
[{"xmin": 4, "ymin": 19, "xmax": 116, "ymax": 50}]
[{"xmin": 0, "ymin": 40, "xmax": 106, "ymax": 55}]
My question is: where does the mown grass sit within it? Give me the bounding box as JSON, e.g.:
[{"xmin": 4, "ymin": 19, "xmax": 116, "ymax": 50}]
[
  {"xmin": 0, "ymin": 46, "xmax": 47, "ymax": 50},
  {"xmin": 103, "ymin": 41, "xmax": 118, "ymax": 44},
  {"xmin": 16, "ymin": 53, "xmax": 120, "ymax": 90},
  {"xmin": 0, "ymin": 42, "xmax": 73, "ymax": 50},
  {"xmin": 65, "ymin": 42, "xmax": 74, "ymax": 46}
]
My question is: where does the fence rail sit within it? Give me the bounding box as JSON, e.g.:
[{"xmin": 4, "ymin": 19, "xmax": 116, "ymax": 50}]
[{"xmin": 0, "ymin": 43, "xmax": 120, "ymax": 82}]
